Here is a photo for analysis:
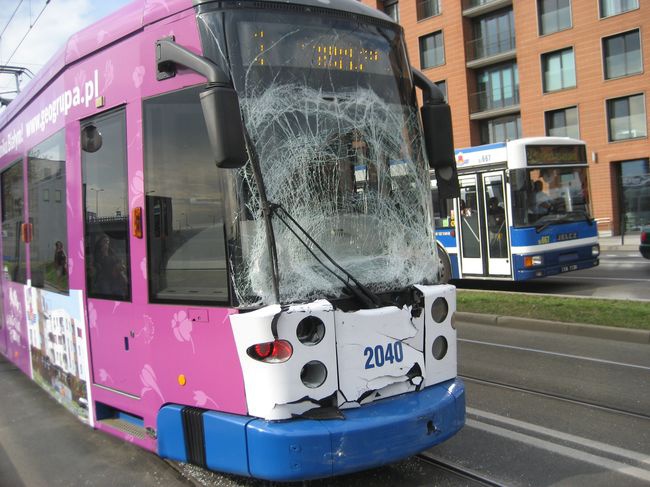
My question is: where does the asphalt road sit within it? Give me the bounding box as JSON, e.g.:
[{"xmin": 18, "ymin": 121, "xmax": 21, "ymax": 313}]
[
  {"xmin": 455, "ymin": 250, "xmax": 650, "ymax": 301},
  {"xmin": 2, "ymin": 319, "xmax": 649, "ymax": 486}
]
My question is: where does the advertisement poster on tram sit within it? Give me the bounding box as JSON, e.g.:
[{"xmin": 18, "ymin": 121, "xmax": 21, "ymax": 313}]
[{"xmin": 25, "ymin": 288, "xmax": 91, "ymax": 422}]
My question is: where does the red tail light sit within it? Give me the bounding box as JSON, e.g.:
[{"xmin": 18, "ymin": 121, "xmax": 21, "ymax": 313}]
[
  {"xmin": 246, "ymin": 340, "xmax": 293, "ymax": 363},
  {"xmin": 642, "ymin": 231, "xmax": 648, "ymax": 244}
]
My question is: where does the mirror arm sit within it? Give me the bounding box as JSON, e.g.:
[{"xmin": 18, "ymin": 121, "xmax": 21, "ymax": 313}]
[
  {"xmin": 156, "ymin": 37, "xmax": 230, "ymax": 86},
  {"xmin": 412, "ymin": 68, "xmax": 445, "ymax": 106}
]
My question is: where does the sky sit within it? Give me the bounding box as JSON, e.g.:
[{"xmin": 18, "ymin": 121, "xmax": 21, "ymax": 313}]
[{"xmin": 0, "ymin": 0, "xmax": 133, "ymax": 98}]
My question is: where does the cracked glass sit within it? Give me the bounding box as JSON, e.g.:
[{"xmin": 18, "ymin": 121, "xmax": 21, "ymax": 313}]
[{"xmin": 200, "ymin": 7, "xmax": 437, "ymax": 307}]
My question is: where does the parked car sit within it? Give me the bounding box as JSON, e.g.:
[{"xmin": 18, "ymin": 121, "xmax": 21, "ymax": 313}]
[{"xmin": 641, "ymin": 228, "xmax": 650, "ymax": 259}]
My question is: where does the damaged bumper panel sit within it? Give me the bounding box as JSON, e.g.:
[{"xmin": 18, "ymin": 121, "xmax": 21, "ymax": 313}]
[{"xmin": 158, "ymin": 378, "xmax": 465, "ymax": 481}]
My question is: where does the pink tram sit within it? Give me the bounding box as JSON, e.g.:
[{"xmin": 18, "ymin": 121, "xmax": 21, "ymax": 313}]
[{"xmin": 0, "ymin": 0, "xmax": 464, "ymax": 481}]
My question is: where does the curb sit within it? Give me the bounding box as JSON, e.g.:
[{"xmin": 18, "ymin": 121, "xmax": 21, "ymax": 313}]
[{"xmin": 456, "ymin": 311, "xmax": 650, "ymax": 345}]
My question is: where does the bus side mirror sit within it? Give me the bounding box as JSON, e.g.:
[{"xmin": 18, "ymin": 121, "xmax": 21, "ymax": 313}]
[
  {"xmin": 156, "ymin": 37, "xmax": 248, "ymax": 168},
  {"xmin": 412, "ymin": 68, "xmax": 459, "ymax": 200},
  {"xmin": 200, "ymin": 86, "xmax": 248, "ymax": 168},
  {"xmin": 420, "ymin": 103, "xmax": 459, "ymax": 199}
]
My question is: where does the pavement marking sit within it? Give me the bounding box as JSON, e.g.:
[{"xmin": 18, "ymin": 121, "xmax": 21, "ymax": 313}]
[
  {"xmin": 459, "ymin": 339, "xmax": 650, "ymax": 371},
  {"xmin": 466, "ymin": 419, "xmax": 650, "ymax": 483},
  {"xmin": 467, "ymin": 407, "xmax": 650, "ymax": 466}
]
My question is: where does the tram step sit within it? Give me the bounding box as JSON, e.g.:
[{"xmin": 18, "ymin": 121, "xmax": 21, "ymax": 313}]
[{"xmin": 96, "ymin": 401, "xmax": 146, "ymax": 439}]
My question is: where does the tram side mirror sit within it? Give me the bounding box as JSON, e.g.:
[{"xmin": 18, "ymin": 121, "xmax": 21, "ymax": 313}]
[
  {"xmin": 200, "ymin": 86, "xmax": 248, "ymax": 168},
  {"xmin": 420, "ymin": 102, "xmax": 459, "ymax": 200},
  {"xmin": 155, "ymin": 37, "xmax": 248, "ymax": 168}
]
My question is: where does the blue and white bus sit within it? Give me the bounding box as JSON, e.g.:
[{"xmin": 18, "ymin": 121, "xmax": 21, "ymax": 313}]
[{"xmin": 433, "ymin": 137, "xmax": 600, "ymax": 281}]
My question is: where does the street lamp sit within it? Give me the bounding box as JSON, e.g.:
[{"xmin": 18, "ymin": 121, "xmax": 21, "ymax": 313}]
[{"xmin": 89, "ymin": 187, "xmax": 104, "ymax": 216}]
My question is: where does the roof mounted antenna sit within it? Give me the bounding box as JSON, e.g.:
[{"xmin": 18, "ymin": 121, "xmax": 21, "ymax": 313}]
[{"xmin": 0, "ymin": 65, "xmax": 35, "ymax": 106}]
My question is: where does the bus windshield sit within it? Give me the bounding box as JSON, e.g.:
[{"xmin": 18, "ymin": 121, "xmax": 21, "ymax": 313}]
[
  {"xmin": 511, "ymin": 166, "xmax": 592, "ymax": 228},
  {"xmin": 199, "ymin": 8, "xmax": 436, "ymax": 306}
]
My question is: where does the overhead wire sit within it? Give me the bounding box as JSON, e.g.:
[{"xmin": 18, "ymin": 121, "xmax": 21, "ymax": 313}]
[{"xmin": 3, "ymin": 0, "xmax": 52, "ymax": 67}]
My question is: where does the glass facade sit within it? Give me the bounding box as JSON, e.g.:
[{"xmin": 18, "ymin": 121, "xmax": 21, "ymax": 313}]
[
  {"xmin": 542, "ymin": 47, "xmax": 576, "ymax": 92},
  {"xmin": 474, "ymin": 62, "xmax": 519, "ymax": 112},
  {"xmin": 545, "ymin": 106, "xmax": 579, "ymax": 139},
  {"xmin": 607, "ymin": 94, "xmax": 647, "ymax": 141},
  {"xmin": 416, "ymin": 0, "xmax": 440, "ymax": 21},
  {"xmin": 538, "ymin": 0, "xmax": 571, "ymax": 35},
  {"xmin": 480, "ymin": 115, "xmax": 521, "ymax": 144},
  {"xmin": 618, "ymin": 159, "xmax": 650, "ymax": 232},
  {"xmin": 469, "ymin": 8, "xmax": 515, "ymax": 61},
  {"xmin": 603, "ymin": 29, "xmax": 642, "ymax": 79}
]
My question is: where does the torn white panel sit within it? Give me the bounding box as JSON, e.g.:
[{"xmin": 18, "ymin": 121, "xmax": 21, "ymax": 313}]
[
  {"xmin": 416, "ymin": 284, "xmax": 457, "ymax": 387},
  {"xmin": 230, "ymin": 300, "xmax": 338, "ymax": 420},
  {"xmin": 335, "ymin": 306, "xmax": 425, "ymax": 405},
  {"xmin": 233, "ymin": 84, "xmax": 438, "ymax": 307}
]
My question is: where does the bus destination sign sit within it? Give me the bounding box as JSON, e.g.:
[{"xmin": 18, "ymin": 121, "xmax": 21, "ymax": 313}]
[{"xmin": 525, "ymin": 145, "xmax": 587, "ymax": 165}]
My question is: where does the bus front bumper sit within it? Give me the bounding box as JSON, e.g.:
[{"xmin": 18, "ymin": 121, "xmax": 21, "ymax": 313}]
[{"xmin": 158, "ymin": 378, "xmax": 465, "ymax": 482}]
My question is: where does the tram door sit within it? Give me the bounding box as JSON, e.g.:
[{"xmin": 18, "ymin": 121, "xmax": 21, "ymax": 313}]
[
  {"xmin": 457, "ymin": 172, "xmax": 511, "ymax": 277},
  {"xmin": 457, "ymin": 175, "xmax": 484, "ymax": 274},
  {"xmin": 481, "ymin": 172, "xmax": 510, "ymax": 276}
]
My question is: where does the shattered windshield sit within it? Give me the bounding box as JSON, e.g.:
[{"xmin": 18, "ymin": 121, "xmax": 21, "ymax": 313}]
[
  {"xmin": 200, "ymin": 8, "xmax": 437, "ymax": 306},
  {"xmin": 511, "ymin": 166, "xmax": 592, "ymax": 228}
]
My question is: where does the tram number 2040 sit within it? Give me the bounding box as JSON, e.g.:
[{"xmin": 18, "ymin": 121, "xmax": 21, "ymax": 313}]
[{"xmin": 364, "ymin": 341, "xmax": 404, "ymax": 369}]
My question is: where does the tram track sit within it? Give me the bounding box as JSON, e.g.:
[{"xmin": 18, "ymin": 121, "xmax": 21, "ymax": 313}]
[
  {"xmin": 460, "ymin": 374, "xmax": 650, "ymax": 421},
  {"xmin": 415, "ymin": 453, "xmax": 505, "ymax": 487}
]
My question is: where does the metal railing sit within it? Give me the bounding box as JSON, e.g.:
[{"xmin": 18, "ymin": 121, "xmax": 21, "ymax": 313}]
[
  {"xmin": 463, "ymin": 0, "xmax": 504, "ymax": 9},
  {"xmin": 466, "ymin": 34, "xmax": 516, "ymax": 62},
  {"xmin": 416, "ymin": 0, "xmax": 440, "ymax": 21},
  {"xmin": 469, "ymin": 88, "xmax": 520, "ymax": 113}
]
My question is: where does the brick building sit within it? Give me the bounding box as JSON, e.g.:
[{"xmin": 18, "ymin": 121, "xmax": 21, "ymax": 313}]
[{"xmin": 361, "ymin": 0, "xmax": 649, "ymax": 235}]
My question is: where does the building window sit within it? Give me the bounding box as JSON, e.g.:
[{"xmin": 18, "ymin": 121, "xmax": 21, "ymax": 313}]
[
  {"xmin": 538, "ymin": 0, "xmax": 571, "ymax": 35},
  {"xmin": 474, "ymin": 62, "xmax": 519, "ymax": 112},
  {"xmin": 542, "ymin": 47, "xmax": 576, "ymax": 92},
  {"xmin": 419, "ymin": 31, "xmax": 444, "ymax": 69},
  {"xmin": 28, "ymin": 130, "xmax": 68, "ymax": 293},
  {"xmin": 599, "ymin": 0, "xmax": 639, "ymax": 18},
  {"xmin": 416, "ymin": 0, "xmax": 440, "ymax": 21},
  {"xmin": 383, "ymin": 0, "xmax": 399, "ymax": 22},
  {"xmin": 469, "ymin": 8, "xmax": 515, "ymax": 61},
  {"xmin": 603, "ymin": 29, "xmax": 642, "ymax": 80},
  {"xmin": 545, "ymin": 106, "xmax": 579, "ymax": 138},
  {"xmin": 607, "ymin": 93, "xmax": 647, "ymax": 141},
  {"xmin": 82, "ymin": 108, "xmax": 131, "ymax": 301},
  {"xmin": 435, "ymin": 80, "xmax": 447, "ymax": 102},
  {"xmin": 480, "ymin": 114, "xmax": 521, "ymax": 144}
]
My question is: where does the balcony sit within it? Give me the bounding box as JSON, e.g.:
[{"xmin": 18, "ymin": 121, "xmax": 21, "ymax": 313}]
[
  {"xmin": 416, "ymin": 0, "xmax": 441, "ymax": 21},
  {"xmin": 469, "ymin": 89, "xmax": 520, "ymax": 119},
  {"xmin": 462, "ymin": 0, "xmax": 513, "ymax": 18},
  {"xmin": 466, "ymin": 34, "xmax": 516, "ymax": 68}
]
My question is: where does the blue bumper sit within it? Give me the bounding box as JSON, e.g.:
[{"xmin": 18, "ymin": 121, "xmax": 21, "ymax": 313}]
[{"xmin": 158, "ymin": 378, "xmax": 465, "ymax": 481}]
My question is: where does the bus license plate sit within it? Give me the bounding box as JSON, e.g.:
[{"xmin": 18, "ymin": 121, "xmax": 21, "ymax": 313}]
[{"xmin": 561, "ymin": 264, "xmax": 578, "ymax": 273}]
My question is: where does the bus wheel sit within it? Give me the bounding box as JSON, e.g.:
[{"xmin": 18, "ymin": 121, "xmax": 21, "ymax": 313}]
[{"xmin": 436, "ymin": 242, "xmax": 452, "ymax": 284}]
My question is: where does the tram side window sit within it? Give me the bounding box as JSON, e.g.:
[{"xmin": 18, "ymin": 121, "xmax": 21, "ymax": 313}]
[
  {"xmin": 28, "ymin": 131, "xmax": 68, "ymax": 293},
  {"xmin": 143, "ymin": 87, "xmax": 229, "ymax": 304},
  {"xmin": 1, "ymin": 161, "xmax": 27, "ymax": 284},
  {"xmin": 82, "ymin": 109, "xmax": 131, "ymax": 301}
]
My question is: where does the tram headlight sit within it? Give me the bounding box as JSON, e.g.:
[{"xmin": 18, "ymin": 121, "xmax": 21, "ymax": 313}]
[
  {"xmin": 592, "ymin": 244, "xmax": 600, "ymax": 257},
  {"xmin": 301, "ymin": 361, "xmax": 327, "ymax": 388},
  {"xmin": 524, "ymin": 255, "xmax": 543, "ymax": 267},
  {"xmin": 431, "ymin": 297, "xmax": 449, "ymax": 323},
  {"xmin": 296, "ymin": 316, "xmax": 325, "ymax": 346}
]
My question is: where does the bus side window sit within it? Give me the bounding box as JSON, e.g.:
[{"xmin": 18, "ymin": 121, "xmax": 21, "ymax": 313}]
[
  {"xmin": 82, "ymin": 108, "xmax": 131, "ymax": 301},
  {"xmin": 1, "ymin": 161, "xmax": 27, "ymax": 284},
  {"xmin": 27, "ymin": 131, "xmax": 68, "ymax": 293}
]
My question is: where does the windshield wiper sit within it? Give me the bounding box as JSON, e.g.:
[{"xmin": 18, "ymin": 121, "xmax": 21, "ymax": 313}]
[
  {"xmin": 270, "ymin": 203, "xmax": 384, "ymax": 308},
  {"xmin": 535, "ymin": 211, "xmax": 593, "ymax": 233}
]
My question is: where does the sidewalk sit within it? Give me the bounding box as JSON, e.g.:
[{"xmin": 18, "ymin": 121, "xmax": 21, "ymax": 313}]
[{"xmin": 598, "ymin": 234, "xmax": 640, "ymax": 251}]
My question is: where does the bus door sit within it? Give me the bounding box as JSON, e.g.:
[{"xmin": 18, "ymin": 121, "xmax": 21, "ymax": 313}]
[
  {"xmin": 481, "ymin": 172, "xmax": 511, "ymax": 276},
  {"xmin": 457, "ymin": 175, "xmax": 484, "ymax": 275},
  {"xmin": 82, "ymin": 107, "xmax": 145, "ymax": 398}
]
